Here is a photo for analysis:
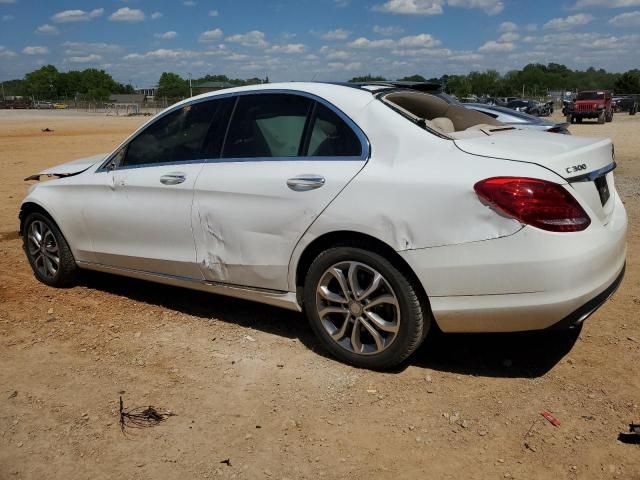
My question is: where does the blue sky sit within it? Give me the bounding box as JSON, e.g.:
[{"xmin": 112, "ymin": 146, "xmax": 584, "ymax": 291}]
[{"xmin": 1, "ymin": 0, "xmax": 639, "ymax": 87}]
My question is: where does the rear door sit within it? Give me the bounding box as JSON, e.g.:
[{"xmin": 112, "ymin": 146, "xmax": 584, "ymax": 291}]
[{"xmin": 192, "ymin": 92, "xmax": 369, "ymax": 291}]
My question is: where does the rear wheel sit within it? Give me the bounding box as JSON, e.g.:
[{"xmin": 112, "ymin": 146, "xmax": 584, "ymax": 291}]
[
  {"xmin": 303, "ymin": 247, "xmax": 428, "ymax": 369},
  {"xmin": 566, "ymin": 115, "xmax": 573, "ymax": 124},
  {"xmin": 606, "ymin": 110, "xmax": 613, "ymax": 122},
  {"xmin": 22, "ymin": 212, "xmax": 77, "ymax": 287},
  {"xmin": 598, "ymin": 112, "xmax": 605, "ymax": 124}
]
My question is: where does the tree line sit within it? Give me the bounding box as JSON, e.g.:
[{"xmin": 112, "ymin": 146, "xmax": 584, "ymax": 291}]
[
  {"xmin": 4, "ymin": 63, "xmax": 640, "ymax": 102},
  {"xmin": 350, "ymin": 63, "xmax": 640, "ymax": 98}
]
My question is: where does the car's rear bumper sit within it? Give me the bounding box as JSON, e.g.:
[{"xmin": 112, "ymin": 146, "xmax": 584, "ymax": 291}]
[{"xmin": 399, "ymin": 195, "xmax": 627, "ymax": 333}]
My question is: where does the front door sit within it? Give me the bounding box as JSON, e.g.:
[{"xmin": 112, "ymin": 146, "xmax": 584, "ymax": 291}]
[{"xmin": 86, "ymin": 97, "xmax": 233, "ymax": 278}]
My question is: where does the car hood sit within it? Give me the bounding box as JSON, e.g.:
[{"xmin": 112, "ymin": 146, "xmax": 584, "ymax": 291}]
[
  {"xmin": 454, "ymin": 129, "xmax": 613, "ymax": 181},
  {"xmin": 25, "ymin": 153, "xmax": 106, "ymax": 181}
]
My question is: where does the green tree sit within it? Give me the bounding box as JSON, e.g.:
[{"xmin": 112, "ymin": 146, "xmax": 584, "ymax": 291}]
[
  {"xmin": 348, "ymin": 74, "xmax": 386, "ymax": 82},
  {"xmin": 614, "ymin": 71, "xmax": 640, "ymax": 93},
  {"xmin": 156, "ymin": 72, "xmax": 189, "ymax": 98},
  {"xmin": 397, "ymin": 74, "xmax": 427, "ymax": 82},
  {"xmin": 23, "ymin": 65, "xmax": 59, "ymax": 99}
]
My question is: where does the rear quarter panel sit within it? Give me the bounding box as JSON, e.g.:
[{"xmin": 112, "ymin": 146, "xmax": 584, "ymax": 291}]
[{"xmin": 288, "ymin": 100, "xmax": 564, "ymax": 290}]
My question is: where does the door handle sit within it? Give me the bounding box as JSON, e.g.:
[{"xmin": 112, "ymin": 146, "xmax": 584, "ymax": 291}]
[
  {"xmin": 286, "ymin": 175, "xmax": 326, "ymax": 192},
  {"xmin": 160, "ymin": 172, "xmax": 187, "ymax": 185}
]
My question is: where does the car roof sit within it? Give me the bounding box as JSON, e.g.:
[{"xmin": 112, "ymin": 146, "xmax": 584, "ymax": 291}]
[{"xmin": 174, "ymin": 81, "xmax": 378, "ymax": 120}]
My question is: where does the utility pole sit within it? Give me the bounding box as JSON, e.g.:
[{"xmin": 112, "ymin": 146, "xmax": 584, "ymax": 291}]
[
  {"xmin": 188, "ymin": 72, "xmax": 193, "ymax": 97},
  {"xmin": 1, "ymin": 81, "xmax": 5, "ymax": 101}
]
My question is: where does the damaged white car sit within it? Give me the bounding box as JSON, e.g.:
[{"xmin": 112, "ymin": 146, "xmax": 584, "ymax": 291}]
[{"xmin": 20, "ymin": 82, "xmax": 627, "ymax": 368}]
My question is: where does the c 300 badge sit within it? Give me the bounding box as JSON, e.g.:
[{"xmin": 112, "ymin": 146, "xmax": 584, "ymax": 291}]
[{"xmin": 566, "ymin": 163, "xmax": 587, "ymax": 174}]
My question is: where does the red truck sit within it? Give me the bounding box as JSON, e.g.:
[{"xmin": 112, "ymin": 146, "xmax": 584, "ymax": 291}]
[{"xmin": 565, "ymin": 90, "xmax": 613, "ymax": 124}]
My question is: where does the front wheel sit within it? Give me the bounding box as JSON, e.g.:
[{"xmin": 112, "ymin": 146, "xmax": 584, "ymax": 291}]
[
  {"xmin": 22, "ymin": 212, "xmax": 77, "ymax": 287},
  {"xmin": 606, "ymin": 110, "xmax": 613, "ymax": 122},
  {"xmin": 303, "ymin": 247, "xmax": 429, "ymax": 369}
]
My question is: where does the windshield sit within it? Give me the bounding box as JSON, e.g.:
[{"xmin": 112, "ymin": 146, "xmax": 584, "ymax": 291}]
[{"xmin": 577, "ymin": 92, "xmax": 605, "ymax": 101}]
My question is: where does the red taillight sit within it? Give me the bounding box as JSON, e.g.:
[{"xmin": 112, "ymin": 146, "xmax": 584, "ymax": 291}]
[{"xmin": 474, "ymin": 177, "xmax": 591, "ymax": 232}]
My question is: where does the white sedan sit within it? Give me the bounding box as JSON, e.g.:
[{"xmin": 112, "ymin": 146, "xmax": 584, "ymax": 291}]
[{"xmin": 20, "ymin": 82, "xmax": 627, "ymax": 368}]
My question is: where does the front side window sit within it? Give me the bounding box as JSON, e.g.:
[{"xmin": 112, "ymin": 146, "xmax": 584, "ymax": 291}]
[
  {"xmin": 123, "ymin": 99, "xmax": 226, "ymax": 167},
  {"xmin": 223, "ymin": 94, "xmax": 313, "ymax": 158}
]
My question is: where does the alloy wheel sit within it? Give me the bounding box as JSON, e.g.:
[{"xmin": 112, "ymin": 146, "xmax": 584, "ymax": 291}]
[
  {"xmin": 27, "ymin": 220, "xmax": 60, "ymax": 279},
  {"xmin": 315, "ymin": 261, "xmax": 400, "ymax": 355}
]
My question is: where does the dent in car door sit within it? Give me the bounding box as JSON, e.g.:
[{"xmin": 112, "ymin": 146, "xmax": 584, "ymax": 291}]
[
  {"xmin": 86, "ymin": 98, "xmax": 233, "ymax": 278},
  {"xmin": 193, "ymin": 93, "xmax": 368, "ymax": 291}
]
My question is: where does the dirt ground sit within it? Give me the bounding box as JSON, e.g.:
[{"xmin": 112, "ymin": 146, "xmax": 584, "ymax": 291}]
[{"xmin": 1, "ymin": 109, "xmax": 639, "ymax": 480}]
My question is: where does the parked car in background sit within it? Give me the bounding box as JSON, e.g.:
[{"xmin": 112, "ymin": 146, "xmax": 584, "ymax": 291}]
[
  {"xmin": 506, "ymin": 99, "xmax": 541, "ymax": 116},
  {"xmin": 565, "ymin": 90, "xmax": 613, "ymax": 124},
  {"xmin": 613, "ymin": 96, "xmax": 637, "ymax": 115},
  {"xmin": 464, "ymin": 103, "xmax": 571, "ymax": 134},
  {"xmin": 20, "ymin": 82, "xmax": 626, "ymax": 368},
  {"xmin": 53, "ymin": 103, "xmax": 69, "ymax": 109},
  {"xmin": 34, "ymin": 101, "xmax": 54, "ymax": 109}
]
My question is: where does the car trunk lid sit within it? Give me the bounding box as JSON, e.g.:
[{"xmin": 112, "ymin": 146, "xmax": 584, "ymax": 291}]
[{"xmin": 454, "ymin": 129, "xmax": 616, "ymax": 225}]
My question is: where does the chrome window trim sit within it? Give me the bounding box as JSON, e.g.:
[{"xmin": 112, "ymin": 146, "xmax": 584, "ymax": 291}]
[{"xmin": 96, "ymin": 89, "xmax": 370, "ymax": 173}]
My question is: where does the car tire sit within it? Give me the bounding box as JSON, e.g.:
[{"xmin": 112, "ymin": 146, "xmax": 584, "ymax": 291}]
[
  {"xmin": 576, "ymin": 117, "xmax": 583, "ymax": 124},
  {"xmin": 22, "ymin": 212, "xmax": 77, "ymax": 287},
  {"xmin": 303, "ymin": 246, "xmax": 428, "ymax": 369},
  {"xmin": 566, "ymin": 115, "xmax": 573, "ymax": 124},
  {"xmin": 606, "ymin": 111, "xmax": 613, "ymax": 123},
  {"xmin": 598, "ymin": 112, "xmax": 605, "ymax": 124}
]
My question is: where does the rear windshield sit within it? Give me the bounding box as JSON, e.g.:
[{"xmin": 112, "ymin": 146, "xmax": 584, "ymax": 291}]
[{"xmin": 577, "ymin": 92, "xmax": 605, "ymax": 100}]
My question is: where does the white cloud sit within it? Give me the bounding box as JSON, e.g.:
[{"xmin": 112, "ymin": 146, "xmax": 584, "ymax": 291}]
[
  {"xmin": 0, "ymin": 46, "xmax": 16, "ymax": 57},
  {"xmin": 348, "ymin": 37, "xmax": 396, "ymax": 48},
  {"xmin": 109, "ymin": 7, "xmax": 145, "ymax": 22},
  {"xmin": 498, "ymin": 32, "xmax": 520, "ymax": 42},
  {"xmin": 609, "ymin": 10, "xmax": 640, "ymax": 27},
  {"xmin": 447, "ymin": 0, "xmax": 503, "ymax": 15},
  {"xmin": 327, "ymin": 61, "xmax": 362, "ymax": 71},
  {"xmin": 36, "ymin": 24, "xmax": 59, "ymax": 35},
  {"xmin": 571, "ymin": 0, "xmax": 640, "ymax": 8},
  {"xmin": 373, "ymin": 25, "xmax": 405, "ymax": 36},
  {"xmin": 22, "ymin": 46, "xmax": 49, "ymax": 55},
  {"xmin": 199, "ymin": 28, "xmax": 224, "ymax": 42},
  {"xmin": 209, "ymin": 9, "xmax": 219, "ymax": 16},
  {"xmin": 268, "ymin": 43, "xmax": 306, "ymax": 54},
  {"xmin": 67, "ymin": 54, "xmax": 102, "ymax": 63},
  {"xmin": 183, "ymin": 0, "xmax": 196, "ymax": 5},
  {"xmin": 124, "ymin": 49, "xmax": 197, "ymax": 61},
  {"xmin": 325, "ymin": 49, "xmax": 353, "ymax": 60},
  {"xmin": 499, "ymin": 21, "xmax": 518, "ymax": 33},
  {"xmin": 398, "ymin": 33, "xmax": 441, "ymax": 47},
  {"xmin": 0, "ymin": 0, "xmax": 16, "ymax": 3},
  {"xmin": 226, "ymin": 30, "xmax": 269, "ymax": 48},
  {"xmin": 51, "ymin": 8, "xmax": 104, "ymax": 23},
  {"xmin": 478, "ymin": 40, "xmax": 514, "ymax": 52},
  {"xmin": 373, "ymin": 0, "xmax": 444, "ymax": 15},
  {"xmin": 155, "ymin": 31, "xmax": 177, "ymax": 40},
  {"xmin": 321, "ymin": 28, "xmax": 351, "ymax": 40},
  {"xmin": 2, "ymin": 14, "xmax": 14, "ymax": 21},
  {"xmin": 62, "ymin": 41, "xmax": 123, "ymax": 56},
  {"xmin": 151, "ymin": 12, "xmax": 163, "ymax": 20},
  {"xmin": 544, "ymin": 13, "xmax": 594, "ymax": 30}
]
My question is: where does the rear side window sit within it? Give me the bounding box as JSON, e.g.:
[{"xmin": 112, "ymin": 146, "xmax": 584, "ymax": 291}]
[
  {"xmin": 123, "ymin": 99, "xmax": 226, "ymax": 167},
  {"xmin": 306, "ymin": 103, "xmax": 362, "ymax": 157},
  {"xmin": 223, "ymin": 94, "xmax": 312, "ymax": 158}
]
